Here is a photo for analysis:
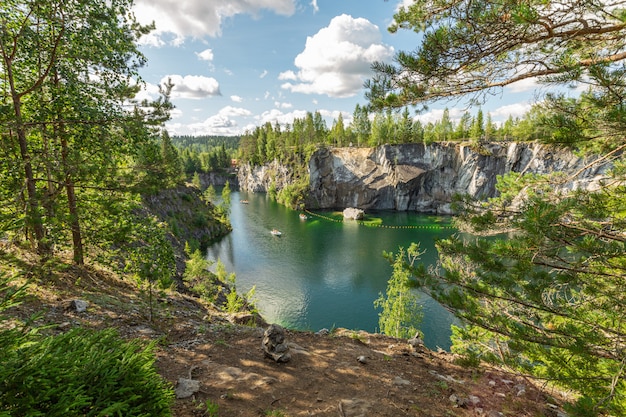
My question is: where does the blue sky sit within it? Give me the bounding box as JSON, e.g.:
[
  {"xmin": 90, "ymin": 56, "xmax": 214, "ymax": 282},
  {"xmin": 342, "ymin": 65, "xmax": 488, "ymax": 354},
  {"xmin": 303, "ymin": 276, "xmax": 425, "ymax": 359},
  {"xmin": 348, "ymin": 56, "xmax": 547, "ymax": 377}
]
[{"xmin": 133, "ymin": 0, "xmax": 540, "ymax": 136}]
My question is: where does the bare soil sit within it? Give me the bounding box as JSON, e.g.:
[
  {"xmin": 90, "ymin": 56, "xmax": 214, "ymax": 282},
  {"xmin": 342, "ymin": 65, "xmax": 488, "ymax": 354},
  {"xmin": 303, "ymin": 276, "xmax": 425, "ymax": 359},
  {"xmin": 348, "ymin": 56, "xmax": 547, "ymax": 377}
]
[{"xmin": 2, "ymin": 249, "xmax": 566, "ymax": 417}]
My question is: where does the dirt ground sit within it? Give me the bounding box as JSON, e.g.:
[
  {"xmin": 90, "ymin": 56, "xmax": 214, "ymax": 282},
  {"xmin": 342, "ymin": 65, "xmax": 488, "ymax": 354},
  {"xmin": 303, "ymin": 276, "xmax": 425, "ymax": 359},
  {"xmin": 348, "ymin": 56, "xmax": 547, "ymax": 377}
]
[{"xmin": 2, "ymin": 250, "xmax": 567, "ymax": 417}]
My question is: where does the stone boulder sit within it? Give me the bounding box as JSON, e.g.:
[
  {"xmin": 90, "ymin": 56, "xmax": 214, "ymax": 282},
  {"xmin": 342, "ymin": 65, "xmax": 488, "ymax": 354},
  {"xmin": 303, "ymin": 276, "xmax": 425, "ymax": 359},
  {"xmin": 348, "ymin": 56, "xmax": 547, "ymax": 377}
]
[
  {"xmin": 343, "ymin": 207, "xmax": 364, "ymax": 220},
  {"xmin": 262, "ymin": 324, "xmax": 291, "ymax": 363}
]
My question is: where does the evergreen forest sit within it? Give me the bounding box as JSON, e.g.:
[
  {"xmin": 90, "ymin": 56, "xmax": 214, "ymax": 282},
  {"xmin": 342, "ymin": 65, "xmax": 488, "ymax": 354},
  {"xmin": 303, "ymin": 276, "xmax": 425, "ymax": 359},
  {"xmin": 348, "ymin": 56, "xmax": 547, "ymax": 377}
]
[{"xmin": 1, "ymin": 0, "xmax": 625, "ymax": 416}]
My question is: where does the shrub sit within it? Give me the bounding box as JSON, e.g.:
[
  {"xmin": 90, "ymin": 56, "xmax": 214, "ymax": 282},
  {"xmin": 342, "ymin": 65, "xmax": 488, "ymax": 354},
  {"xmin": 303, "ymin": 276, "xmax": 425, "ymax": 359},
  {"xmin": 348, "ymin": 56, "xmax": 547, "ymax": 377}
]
[{"xmin": 0, "ymin": 327, "xmax": 174, "ymax": 416}]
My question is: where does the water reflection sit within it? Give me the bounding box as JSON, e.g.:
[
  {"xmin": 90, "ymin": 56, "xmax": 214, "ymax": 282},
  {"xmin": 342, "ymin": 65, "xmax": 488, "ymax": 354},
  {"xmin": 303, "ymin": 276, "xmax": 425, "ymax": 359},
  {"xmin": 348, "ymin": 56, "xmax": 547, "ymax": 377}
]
[{"xmin": 207, "ymin": 190, "xmax": 458, "ymax": 350}]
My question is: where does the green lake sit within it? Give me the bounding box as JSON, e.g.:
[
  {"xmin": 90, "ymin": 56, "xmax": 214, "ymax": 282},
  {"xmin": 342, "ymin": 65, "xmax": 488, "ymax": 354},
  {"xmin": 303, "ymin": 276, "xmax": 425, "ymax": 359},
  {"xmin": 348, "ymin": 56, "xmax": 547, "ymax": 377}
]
[{"xmin": 207, "ymin": 190, "xmax": 458, "ymax": 350}]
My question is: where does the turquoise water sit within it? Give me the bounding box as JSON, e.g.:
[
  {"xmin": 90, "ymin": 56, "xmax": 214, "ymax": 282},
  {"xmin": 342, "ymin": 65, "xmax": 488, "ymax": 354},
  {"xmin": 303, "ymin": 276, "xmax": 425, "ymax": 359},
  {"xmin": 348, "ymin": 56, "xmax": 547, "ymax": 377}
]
[{"xmin": 207, "ymin": 190, "xmax": 458, "ymax": 350}]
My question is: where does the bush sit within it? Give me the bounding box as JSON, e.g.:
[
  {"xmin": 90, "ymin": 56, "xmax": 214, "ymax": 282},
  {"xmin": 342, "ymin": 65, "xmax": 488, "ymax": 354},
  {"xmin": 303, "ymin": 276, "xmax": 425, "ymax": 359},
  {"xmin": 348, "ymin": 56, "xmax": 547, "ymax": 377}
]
[{"xmin": 0, "ymin": 327, "xmax": 174, "ymax": 416}]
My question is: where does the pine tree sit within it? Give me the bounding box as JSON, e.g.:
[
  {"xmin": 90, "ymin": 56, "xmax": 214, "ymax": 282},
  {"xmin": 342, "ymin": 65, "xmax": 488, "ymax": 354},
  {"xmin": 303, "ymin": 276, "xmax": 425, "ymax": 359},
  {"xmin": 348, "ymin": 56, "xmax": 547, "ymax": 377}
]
[{"xmin": 375, "ymin": 245, "xmax": 423, "ymax": 339}]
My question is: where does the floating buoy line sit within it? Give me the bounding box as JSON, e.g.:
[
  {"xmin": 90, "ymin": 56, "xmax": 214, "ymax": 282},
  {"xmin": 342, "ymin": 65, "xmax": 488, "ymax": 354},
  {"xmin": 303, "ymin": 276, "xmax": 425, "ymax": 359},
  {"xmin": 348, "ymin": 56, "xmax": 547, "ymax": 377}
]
[{"xmin": 303, "ymin": 209, "xmax": 455, "ymax": 230}]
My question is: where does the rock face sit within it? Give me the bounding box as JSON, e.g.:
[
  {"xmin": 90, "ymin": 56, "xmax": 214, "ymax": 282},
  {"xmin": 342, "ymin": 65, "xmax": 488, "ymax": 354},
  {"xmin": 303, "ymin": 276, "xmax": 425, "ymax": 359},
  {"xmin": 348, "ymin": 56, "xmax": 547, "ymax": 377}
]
[
  {"xmin": 237, "ymin": 143, "xmax": 612, "ymax": 214},
  {"xmin": 238, "ymin": 160, "xmax": 293, "ymax": 192},
  {"xmin": 306, "ymin": 142, "xmax": 611, "ymax": 214}
]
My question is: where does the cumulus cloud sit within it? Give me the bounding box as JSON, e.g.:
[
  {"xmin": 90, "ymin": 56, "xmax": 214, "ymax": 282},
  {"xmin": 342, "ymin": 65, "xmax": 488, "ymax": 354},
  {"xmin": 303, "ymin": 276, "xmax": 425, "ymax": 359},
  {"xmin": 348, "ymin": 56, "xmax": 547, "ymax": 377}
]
[
  {"xmin": 416, "ymin": 108, "xmax": 465, "ymax": 125},
  {"xmin": 506, "ymin": 77, "xmax": 540, "ymax": 93},
  {"xmin": 231, "ymin": 95, "xmax": 243, "ymax": 102},
  {"xmin": 278, "ymin": 70, "xmax": 297, "ymax": 81},
  {"xmin": 311, "ymin": 0, "xmax": 319, "ymax": 13},
  {"xmin": 490, "ymin": 102, "xmax": 532, "ymax": 121},
  {"xmin": 162, "ymin": 74, "xmax": 221, "ymax": 99},
  {"xmin": 257, "ymin": 108, "xmax": 308, "ymax": 126},
  {"xmin": 134, "ymin": 0, "xmax": 296, "ymax": 43},
  {"xmin": 219, "ymin": 106, "xmax": 253, "ymax": 117},
  {"xmin": 133, "ymin": 81, "xmax": 161, "ymax": 102},
  {"xmin": 260, "ymin": 70, "xmax": 268, "ymax": 79},
  {"xmin": 196, "ymin": 48, "xmax": 214, "ymax": 62},
  {"xmin": 169, "ymin": 106, "xmax": 252, "ymax": 136},
  {"xmin": 280, "ymin": 14, "xmax": 394, "ymax": 98}
]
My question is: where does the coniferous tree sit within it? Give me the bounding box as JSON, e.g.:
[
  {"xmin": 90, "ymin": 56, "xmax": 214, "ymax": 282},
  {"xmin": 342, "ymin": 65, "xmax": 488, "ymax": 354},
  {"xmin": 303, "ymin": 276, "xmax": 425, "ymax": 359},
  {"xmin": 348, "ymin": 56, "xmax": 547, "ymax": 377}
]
[{"xmin": 367, "ymin": 1, "xmax": 626, "ymax": 413}]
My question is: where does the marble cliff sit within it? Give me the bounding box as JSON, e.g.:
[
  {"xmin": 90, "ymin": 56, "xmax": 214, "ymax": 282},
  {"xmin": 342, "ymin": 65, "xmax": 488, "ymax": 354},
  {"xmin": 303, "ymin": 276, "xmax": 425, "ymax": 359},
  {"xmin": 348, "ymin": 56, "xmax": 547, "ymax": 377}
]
[{"xmin": 238, "ymin": 142, "xmax": 612, "ymax": 214}]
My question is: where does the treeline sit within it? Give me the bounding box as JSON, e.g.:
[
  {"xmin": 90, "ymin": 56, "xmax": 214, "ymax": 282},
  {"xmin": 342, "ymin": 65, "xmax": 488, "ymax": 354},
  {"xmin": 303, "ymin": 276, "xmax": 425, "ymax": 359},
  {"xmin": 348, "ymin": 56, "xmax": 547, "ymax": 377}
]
[
  {"xmin": 239, "ymin": 104, "xmax": 552, "ymax": 167},
  {"xmin": 172, "ymin": 135, "xmax": 239, "ymax": 174}
]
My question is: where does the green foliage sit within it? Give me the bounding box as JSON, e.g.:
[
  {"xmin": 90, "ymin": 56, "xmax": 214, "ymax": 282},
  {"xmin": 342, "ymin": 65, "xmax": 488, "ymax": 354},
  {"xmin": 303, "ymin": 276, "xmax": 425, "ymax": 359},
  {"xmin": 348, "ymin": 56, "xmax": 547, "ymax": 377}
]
[
  {"xmin": 192, "ymin": 172, "xmax": 202, "ymax": 188},
  {"xmin": 276, "ymin": 176, "xmax": 310, "ymax": 209},
  {"xmin": 367, "ymin": 0, "xmax": 626, "ymax": 109},
  {"xmin": 183, "ymin": 249, "xmax": 217, "ymax": 302},
  {"xmin": 201, "ymin": 399, "xmax": 220, "ymax": 417},
  {"xmin": 416, "ymin": 179, "xmax": 626, "ymax": 414},
  {"xmin": 203, "ymin": 184, "xmax": 217, "ymax": 203},
  {"xmin": 374, "ymin": 245, "xmax": 423, "ymax": 339},
  {"xmin": 221, "ymin": 181, "xmax": 232, "ymax": 213},
  {"xmin": 0, "ymin": 273, "xmax": 173, "ymax": 416},
  {"xmin": 0, "ymin": 328, "xmax": 174, "ymax": 416},
  {"xmin": 123, "ymin": 215, "xmax": 175, "ymax": 321},
  {"xmin": 367, "ymin": 2, "xmax": 626, "ymax": 413},
  {"xmin": 173, "ymin": 136, "xmax": 237, "ymax": 175},
  {"xmin": 0, "ymin": 0, "xmax": 179, "ymax": 264}
]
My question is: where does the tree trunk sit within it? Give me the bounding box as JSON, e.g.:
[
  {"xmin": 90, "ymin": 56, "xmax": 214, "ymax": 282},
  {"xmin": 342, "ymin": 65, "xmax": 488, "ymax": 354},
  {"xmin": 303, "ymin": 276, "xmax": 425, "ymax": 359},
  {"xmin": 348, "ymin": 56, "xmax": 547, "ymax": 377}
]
[
  {"xmin": 59, "ymin": 127, "xmax": 84, "ymax": 265},
  {"xmin": 7, "ymin": 69, "xmax": 48, "ymax": 254}
]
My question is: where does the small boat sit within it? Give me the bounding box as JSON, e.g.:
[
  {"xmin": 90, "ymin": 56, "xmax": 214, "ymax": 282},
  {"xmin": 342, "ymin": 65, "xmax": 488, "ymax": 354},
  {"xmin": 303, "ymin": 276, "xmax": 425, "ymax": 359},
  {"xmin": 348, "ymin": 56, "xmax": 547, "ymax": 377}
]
[
  {"xmin": 299, "ymin": 213, "xmax": 308, "ymax": 220},
  {"xmin": 270, "ymin": 229, "xmax": 282, "ymax": 236},
  {"xmin": 240, "ymin": 200, "xmax": 249, "ymax": 204}
]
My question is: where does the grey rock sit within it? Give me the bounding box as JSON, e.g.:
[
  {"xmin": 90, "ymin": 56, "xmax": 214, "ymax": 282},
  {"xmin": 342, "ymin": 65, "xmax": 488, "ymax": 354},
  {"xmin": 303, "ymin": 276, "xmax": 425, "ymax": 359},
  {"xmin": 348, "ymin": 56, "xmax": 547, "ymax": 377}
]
[
  {"xmin": 67, "ymin": 299, "xmax": 88, "ymax": 313},
  {"xmin": 343, "ymin": 207, "xmax": 364, "ymax": 220},
  {"xmin": 262, "ymin": 324, "xmax": 291, "ymax": 363},
  {"xmin": 175, "ymin": 378, "xmax": 200, "ymax": 399},
  {"xmin": 393, "ymin": 376, "xmax": 411, "ymax": 386},
  {"xmin": 338, "ymin": 399, "xmax": 371, "ymax": 417},
  {"xmin": 407, "ymin": 332, "xmax": 423, "ymax": 349}
]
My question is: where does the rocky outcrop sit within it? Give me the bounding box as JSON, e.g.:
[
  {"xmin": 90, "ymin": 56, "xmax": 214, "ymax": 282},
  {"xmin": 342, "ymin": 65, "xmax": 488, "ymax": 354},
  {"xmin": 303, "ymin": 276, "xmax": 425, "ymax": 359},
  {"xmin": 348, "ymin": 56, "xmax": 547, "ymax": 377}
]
[
  {"xmin": 198, "ymin": 171, "xmax": 238, "ymax": 188},
  {"xmin": 306, "ymin": 143, "xmax": 611, "ymax": 214},
  {"xmin": 238, "ymin": 160, "xmax": 293, "ymax": 192},
  {"xmin": 141, "ymin": 185, "xmax": 232, "ymax": 280}
]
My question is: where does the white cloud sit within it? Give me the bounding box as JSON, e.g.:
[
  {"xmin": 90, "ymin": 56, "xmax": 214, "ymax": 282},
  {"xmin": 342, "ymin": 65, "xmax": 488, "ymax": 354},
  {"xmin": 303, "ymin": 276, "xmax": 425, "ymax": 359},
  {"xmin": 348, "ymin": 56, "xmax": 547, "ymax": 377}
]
[
  {"xmin": 319, "ymin": 109, "xmax": 352, "ymax": 124},
  {"xmin": 416, "ymin": 108, "xmax": 465, "ymax": 125},
  {"xmin": 311, "ymin": 0, "xmax": 319, "ymax": 13},
  {"xmin": 134, "ymin": 0, "xmax": 296, "ymax": 43},
  {"xmin": 168, "ymin": 108, "xmax": 184, "ymax": 119},
  {"xmin": 506, "ymin": 77, "xmax": 540, "ymax": 93},
  {"xmin": 490, "ymin": 102, "xmax": 532, "ymax": 121},
  {"xmin": 280, "ymin": 14, "xmax": 394, "ymax": 98},
  {"xmin": 395, "ymin": 0, "xmax": 414, "ymax": 12},
  {"xmin": 278, "ymin": 70, "xmax": 298, "ymax": 81},
  {"xmin": 169, "ymin": 106, "xmax": 252, "ymax": 136},
  {"xmin": 274, "ymin": 101, "xmax": 293, "ymax": 109},
  {"xmin": 133, "ymin": 81, "xmax": 161, "ymax": 102},
  {"xmin": 231, "ymin": 95, "xmax": 243, "ymax": 103},
  {"xmin": 260, "ymin": 70, "xmax": 268, "ymax": 79},
  {"xmin": 218, "ymin": 106, "xmax": 252, "ymax": 117},
  {"xmin": 196, "ymin": 48, "xmax": 214, "ymax": 62},
  {"xmin": 257, "ymin": 108, "xmax": 308, "ymax": 126},
  {"xmin": 162, "ymin": 74, "xmax": 221, "ymax": 99}
]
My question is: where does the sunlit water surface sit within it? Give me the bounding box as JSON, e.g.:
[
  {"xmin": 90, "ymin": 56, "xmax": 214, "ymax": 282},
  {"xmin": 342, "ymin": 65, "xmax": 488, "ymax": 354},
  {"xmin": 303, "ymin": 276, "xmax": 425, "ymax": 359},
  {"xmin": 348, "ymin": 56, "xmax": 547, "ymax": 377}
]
[{"xmin": 207, "ymin": 190, "xmax": 458, "ymax": 350}]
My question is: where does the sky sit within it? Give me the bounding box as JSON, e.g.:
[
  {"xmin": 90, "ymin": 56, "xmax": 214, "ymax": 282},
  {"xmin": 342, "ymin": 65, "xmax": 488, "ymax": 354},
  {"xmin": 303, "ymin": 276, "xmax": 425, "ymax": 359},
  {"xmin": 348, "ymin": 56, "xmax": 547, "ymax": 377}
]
[{"xmin": 133, "ymin": 0, "xmax": 540, "ymax": 137}]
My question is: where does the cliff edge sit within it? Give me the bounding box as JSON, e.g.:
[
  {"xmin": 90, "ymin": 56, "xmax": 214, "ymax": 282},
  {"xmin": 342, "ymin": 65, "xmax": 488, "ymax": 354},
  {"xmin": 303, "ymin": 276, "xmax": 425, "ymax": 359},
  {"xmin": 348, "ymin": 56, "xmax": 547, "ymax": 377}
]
[{"xmin": 239, "ymin": 142, "xmax": 611, "ymax": 214}]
